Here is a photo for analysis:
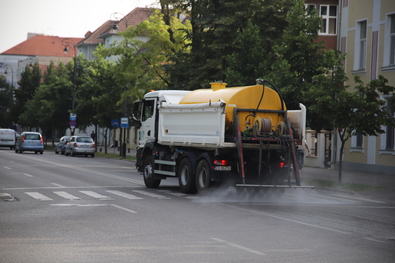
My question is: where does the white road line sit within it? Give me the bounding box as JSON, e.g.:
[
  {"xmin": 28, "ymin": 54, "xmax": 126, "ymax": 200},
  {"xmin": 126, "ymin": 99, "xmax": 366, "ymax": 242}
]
[
  {"xmin": 333, "ymin": 193, "xmax": 386, "ymax": 204},
  {"xmin": 132, "ymin": 190, "xmax": 170, "ymax": 199},
  {"xmin": 53, "ymin": 191, "xmax": 81, "ymax": 200},
  {"xmin": 363, "ymin": 237, "xmax": 388, "ymax": 244},
  {"xmin": 25, "ymin": 192, "xmax": 53, "ymax": 201},
  {"xmin": 110, "ymin": 204, "xmax": 137, "ymax": 214},
  {"xmin": 79, "ymin": 191, "xmax": 112, "ymax": 200},
  {"xmin": 23, "ymin": 173, "xmax": 33, "ymax": 177},
  {"xmin": 106, "ymin": 190, "xmax": 143, "ymax": 200},
  {"xmin": 3, "ymin": 166, "xmax": 11, "ymax": 169},
  {"xmin": 0, "ymin": 152, "xmax": 144, "ymax": 186},
  {"xmin": 210, "ymin": 238, "xmax": 266, "ymax": 256},
  {"xmin": 51, "ymin": 183, "xmax": 64, "ymax": 187},
  {"xmin": 51, "ymin": 204, "xmax": 108, "ymax": 207},
  {"xmin": 157, "ymin": 190, "xmax": 188, "ymax": 197},
  {"xmin": 221, "ymin": 204, "xmax": 350, "ymax": 235}
]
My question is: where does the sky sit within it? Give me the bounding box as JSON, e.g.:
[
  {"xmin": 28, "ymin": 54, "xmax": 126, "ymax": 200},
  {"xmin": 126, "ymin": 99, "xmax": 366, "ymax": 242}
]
[{"xmin": 0, "ymin": 0, "xmax": 159, "ymax": 53}]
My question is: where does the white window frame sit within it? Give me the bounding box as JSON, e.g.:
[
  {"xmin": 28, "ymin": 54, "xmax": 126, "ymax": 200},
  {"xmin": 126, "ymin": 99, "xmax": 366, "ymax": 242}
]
[
  {"xmin": 382, "ymin": 13, "xmax": 395, "ymax": 71},
  {"xmin": 319, "ymin": 4, "xmax": 338, "ymax": 35},
  {"xmin": 379, "ymin": 95, "xmax": 395, "ymax": 154},
  {"xmin": 304, "ymin": 4, "xmax": 317, "ymax": 16},
  {"xmin": 354, "ymin": 19, "xmax": 367, "ymax": 71}
]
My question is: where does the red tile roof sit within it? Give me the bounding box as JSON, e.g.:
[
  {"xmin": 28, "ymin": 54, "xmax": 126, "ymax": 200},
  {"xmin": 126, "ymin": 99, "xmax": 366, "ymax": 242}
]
[
  {"xmin": 79, "ymin": 7, "xmax": 157, "ymax": 45},
  {"xmin": 117, "ymin": 7, "xmax": 157, "ymax": 31},
  {"xmin": 1, "ymin": 35, "xmax": 83, "ymax": 57}
]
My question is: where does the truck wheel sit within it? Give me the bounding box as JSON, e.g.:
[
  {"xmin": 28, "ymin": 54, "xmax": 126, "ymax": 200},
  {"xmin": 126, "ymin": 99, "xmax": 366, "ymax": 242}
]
[
  {"xmin": 196, "ymin": 159, "xmax": 211, "ymax": 193},
  {"xmin": 178, "ymin": 158, "xmax": 197, "ymax": 193},
  {"xmin": 143, "ymin": 156, "xmax": 161, "ymax": 188}
]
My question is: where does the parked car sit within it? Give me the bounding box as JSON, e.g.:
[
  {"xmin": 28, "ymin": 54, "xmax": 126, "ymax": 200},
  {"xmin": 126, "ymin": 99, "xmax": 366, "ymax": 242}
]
[
  {"xmin": 55, "ymin": 136, "xmax": 71, "ymax": 155},
  {"xmin": 15, "ymin": 132, "xmax": 44, "ymax": 154},
  {"xmin": 65, "ymin": 136, "xmax": 95, "ymax": 157}
]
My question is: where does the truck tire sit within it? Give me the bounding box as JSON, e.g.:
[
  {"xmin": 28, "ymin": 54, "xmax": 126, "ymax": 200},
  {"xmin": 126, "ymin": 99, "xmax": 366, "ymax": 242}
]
[
  {"xmin": 196, "ymin": 159, "xmax": 211, "ymax": 193},
  {"xmin": 143, "ymin": 155, "xmax": 161, "ymax": 188},
  {"xmin": 178, "ymin": 158, "xmax": 197, "ymax": 194}
]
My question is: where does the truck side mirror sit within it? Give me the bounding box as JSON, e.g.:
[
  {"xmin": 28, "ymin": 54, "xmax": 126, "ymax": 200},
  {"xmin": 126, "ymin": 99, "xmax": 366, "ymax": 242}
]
[{"xmin": 132, "ymin": 101, "xmax": 142, "ymax": 128}]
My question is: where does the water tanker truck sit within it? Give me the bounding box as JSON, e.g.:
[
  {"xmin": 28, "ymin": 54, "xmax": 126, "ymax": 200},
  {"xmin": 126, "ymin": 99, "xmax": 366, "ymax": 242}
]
[{"xmin": 132, "ymin": 79, "xmax": 311, "ymax": 194}]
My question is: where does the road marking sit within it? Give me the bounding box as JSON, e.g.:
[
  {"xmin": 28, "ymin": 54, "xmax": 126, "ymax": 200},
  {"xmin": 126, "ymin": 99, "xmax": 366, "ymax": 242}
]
[
  {"xmin": 363, "ymin": 237, "xmax": 388, "ymax": 244},
  {"xmin": 25, "ymin": 192, "xmax": 53, "ymax": 201},
  {"xmin": 3, "ymin": 166, "xmax": 11, "ymax": 169},
  {"xmin": 23, "ymin": 173, "xmax": 33, "ymax": 177},
  {"xmin": 210, "ymin": 238, "xmax": 266, "ymax": 255},
  {"xmin": 79, "ymin": 191, "xmax": 112, "ymax": 200},
  {"xmin": 106, "ymin": 190, "xmax": 143, "ymax": 200},
  {"xmin": 221, "ymin": 204, "xmax": 350, "ymax": 235},
  {"xmin": 0, "ymin": 152, "xmax": 144, "ymax": 186},
  {"xmin": 132, "ymin": 190, "xmax": 170, "ymax": 199},
  {"xmin": 110, "ymin": 204, "xmax": 137, "ymax": 214},
  {"xmin": 53, "ymin": 191, "xmax": 81, "ymax": 200},
  {"xmin": 51, "ymin": 183, "xmax": 65, "ymax": 187},
  {"xmin": 158, "ymin": 190, "xmax": 188, "ymax": 197},
  {"xmin": 50, "ymin": 204, "xmax": 107, "ymax": 207},
  {"xmin": 333, "ymin": 193, "xmax": 386, "ymax": 204}
]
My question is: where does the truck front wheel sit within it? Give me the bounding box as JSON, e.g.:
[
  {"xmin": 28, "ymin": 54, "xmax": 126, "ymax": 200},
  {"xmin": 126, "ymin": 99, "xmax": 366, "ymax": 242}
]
[
  {"xmin": 178, "ymin": 158, "xmax": 197, "ymax": 194},
  {"xmin": 196, "ymin": 159, "xmax": 211, "ymax": 193},
  {"xmin": 143, "ymin": 155, "xmax": 161, "ymax": 188}
]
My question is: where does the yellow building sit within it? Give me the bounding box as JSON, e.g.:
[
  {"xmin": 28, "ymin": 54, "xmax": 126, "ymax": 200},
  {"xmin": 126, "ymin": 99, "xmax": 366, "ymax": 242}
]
[{"xmin": 340, "ymin": 0, "xmax": 395, "ymax": 174}]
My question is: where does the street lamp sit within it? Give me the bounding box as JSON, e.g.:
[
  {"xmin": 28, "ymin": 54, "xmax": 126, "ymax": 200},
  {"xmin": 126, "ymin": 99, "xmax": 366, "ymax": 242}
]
[
  {"xmin": 3, "ymin": 64, "xmax": 14, "ymax": 86},
  {"xmin": 62, "ymin": 38, "xmax": 77, "ymax": 135}
]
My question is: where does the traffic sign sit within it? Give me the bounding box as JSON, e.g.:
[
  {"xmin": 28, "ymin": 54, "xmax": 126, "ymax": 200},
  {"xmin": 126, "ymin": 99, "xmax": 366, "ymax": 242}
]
[
  {"xmin": 120, "ymin": 117, "xmax": 129, "ymax": 128},
  {"xmin": 111, "ymin": 119, "xmax": 119, "ymax": 128},
  {"xmin": 69, "ymin": 120, "xmax": 77, "ymax": 127}
]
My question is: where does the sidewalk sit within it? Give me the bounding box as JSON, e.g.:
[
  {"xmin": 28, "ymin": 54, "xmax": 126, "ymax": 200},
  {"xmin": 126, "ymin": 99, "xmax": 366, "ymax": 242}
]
[{"xmin": 301, "ymin": 166, "xmax": 395, "ymax": 190}]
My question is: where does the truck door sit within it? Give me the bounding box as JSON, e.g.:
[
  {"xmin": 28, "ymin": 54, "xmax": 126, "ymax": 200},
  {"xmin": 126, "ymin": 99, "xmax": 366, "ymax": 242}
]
[{"xmin": 139, "ymin": 98, "xmax": 157, "ymax": 146}]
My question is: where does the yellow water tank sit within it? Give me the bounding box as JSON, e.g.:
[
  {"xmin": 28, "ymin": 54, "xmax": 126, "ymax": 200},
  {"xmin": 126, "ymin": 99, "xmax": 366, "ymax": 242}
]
[{"xmin": 179, "ymin": 83, "xmax": 287, "ymax": 133}]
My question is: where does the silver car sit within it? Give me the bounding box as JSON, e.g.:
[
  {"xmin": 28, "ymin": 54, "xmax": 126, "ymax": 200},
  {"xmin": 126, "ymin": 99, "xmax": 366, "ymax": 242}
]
[
  {"xmin": 15, "ymin": 132, "xmax": 44, "ymax": 154},
  {"xmin": 55, "ymin": 136, "xmax": 71, "ymax": 155},
  {"xmin": 65, "ymin": 136, "xmax": 95, "ymax": 157}
]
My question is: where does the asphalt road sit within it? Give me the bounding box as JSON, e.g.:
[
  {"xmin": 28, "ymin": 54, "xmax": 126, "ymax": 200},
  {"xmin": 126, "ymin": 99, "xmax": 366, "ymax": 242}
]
[{"xmin": 1, "ymin": 148, "xmax": 394, "ymax": 263}]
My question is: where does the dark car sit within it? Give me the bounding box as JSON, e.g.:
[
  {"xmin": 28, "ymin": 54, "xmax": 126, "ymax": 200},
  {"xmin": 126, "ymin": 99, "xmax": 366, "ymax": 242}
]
[
  {"xmin": 15, "ymin": 132, "xmax": 44, "ymax": 154},
  {"xmin": 65, "ymin": 136, "xmax": 95, "ymax": 157},
  {"xmin": 55, "ymin": 136, "xmax": 71, "ymax": 155}
]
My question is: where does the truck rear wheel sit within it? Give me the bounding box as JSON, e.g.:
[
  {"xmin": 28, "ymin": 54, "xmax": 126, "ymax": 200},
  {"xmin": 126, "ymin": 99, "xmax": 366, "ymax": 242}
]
[
  {"xmin": 178, "ymin": 158, "xmax": 197, "ymax": 193},
  {"xmin": 196, "ymin": 159, "xmax": 211, "ymax": 193},
  {"xmin": 143, "ymin": 155, "xmax": 161, "ymax": 188}
]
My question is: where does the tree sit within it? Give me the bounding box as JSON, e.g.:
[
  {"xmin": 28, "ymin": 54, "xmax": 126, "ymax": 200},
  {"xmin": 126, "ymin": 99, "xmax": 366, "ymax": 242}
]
[
  {"xmin": 76, "ymin": 49, "xmax": 122, "ymax": 152},
  {"xmin": 168, "ymin": 0, "xmax": 294, "ymax": 89},
  {"xmin": 12, "ymin": 63, "xmax": 41, "ymax": 129},
  {"xmin": 309, "ymin": 54, "xmax": 395, "ymax": 181},
  {"xmin": 264, "ymin": 0, "xmax": 325, "ymax": 110},
  {"xmin": 0, "ymin": 75, "xmax": 15, "ymax": 128}
]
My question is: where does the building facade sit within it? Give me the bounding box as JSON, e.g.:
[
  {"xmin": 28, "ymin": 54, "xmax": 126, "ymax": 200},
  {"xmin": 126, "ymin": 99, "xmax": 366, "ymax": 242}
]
[{"xmin": 340, "ymin": 0, "xmax": 395, "ymax": 174}]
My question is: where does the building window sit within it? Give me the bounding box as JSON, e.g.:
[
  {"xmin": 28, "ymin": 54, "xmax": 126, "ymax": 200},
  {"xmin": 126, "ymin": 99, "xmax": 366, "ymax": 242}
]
[
  {"xmin": 351, "ymin": 132, "xmax": 363, "ymax": 152},
  {"xmin": 305, "ymin": 4, "xmax": 316, "ymax": 16},
  {"xmin": 319, "ymin": 5, "xmax": 337, "ymax": 35},
  {"xmin": 356, "ymin": 20, "xmax": 367, "ymax": 70},
  {"xmin": 389, "ymin": 14, "xmax": 395, "ymax": 66},
  {"xmin": 380, "ymin": 96, "xmax": 395, "ymax": 152}
]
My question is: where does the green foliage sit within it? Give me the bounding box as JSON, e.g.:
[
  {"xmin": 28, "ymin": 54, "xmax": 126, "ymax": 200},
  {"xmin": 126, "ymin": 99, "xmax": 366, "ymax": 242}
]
[
  {"xmin": 0, "ymin": 75, "xmax": 15, "ymax": 127},
  {"xmin": 12, "ymin": 63, "xmax": 41, "ymax": 128}
]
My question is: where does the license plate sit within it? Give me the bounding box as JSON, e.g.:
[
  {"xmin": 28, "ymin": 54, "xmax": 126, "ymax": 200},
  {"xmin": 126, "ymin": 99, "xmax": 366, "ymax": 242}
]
[
  {"xmin": 80, "ymin": 145, "xmax": 90, "ymax": 148},
  {"xmin": 214, "ymin": 166, "xmax": 231, "ymax": 171}
]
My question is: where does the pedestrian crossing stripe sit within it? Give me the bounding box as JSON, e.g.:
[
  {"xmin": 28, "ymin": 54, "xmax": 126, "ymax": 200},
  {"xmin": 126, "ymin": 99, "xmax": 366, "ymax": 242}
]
[
  {"xmin": 53, "ymin": 191, "xmax": 81, "ymax": 200},
  {"xmin": 25, "ymin": 192, "xmax": 53, "ymax": 201}
]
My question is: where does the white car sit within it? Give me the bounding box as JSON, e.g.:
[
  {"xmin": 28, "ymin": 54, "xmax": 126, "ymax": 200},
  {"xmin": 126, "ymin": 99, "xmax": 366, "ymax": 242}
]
[{"xmin": 65, "ymin": 136, "xmax": 95, "ymax": 157}]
